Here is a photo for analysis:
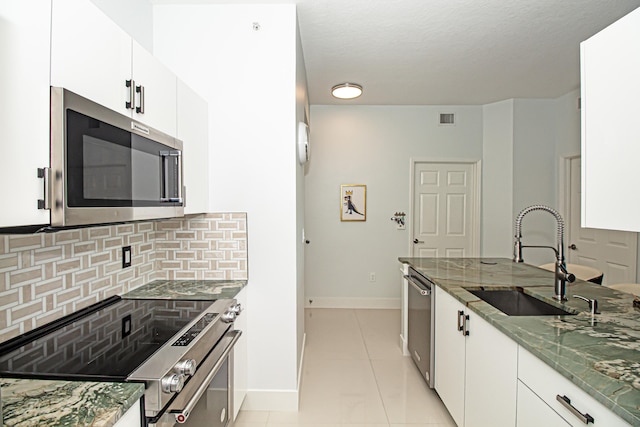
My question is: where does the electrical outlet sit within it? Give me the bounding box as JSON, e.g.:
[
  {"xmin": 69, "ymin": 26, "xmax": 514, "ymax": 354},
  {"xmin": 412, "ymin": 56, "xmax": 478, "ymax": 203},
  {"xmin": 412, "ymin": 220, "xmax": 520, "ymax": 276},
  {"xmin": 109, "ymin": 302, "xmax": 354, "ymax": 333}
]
[
  {"xmin": 122, "ymin": 246, "xmax": 132, "ymax": 268},
  {"xmin": 369, "ymin": 272, "xmax": 376, "ymax": 282}
]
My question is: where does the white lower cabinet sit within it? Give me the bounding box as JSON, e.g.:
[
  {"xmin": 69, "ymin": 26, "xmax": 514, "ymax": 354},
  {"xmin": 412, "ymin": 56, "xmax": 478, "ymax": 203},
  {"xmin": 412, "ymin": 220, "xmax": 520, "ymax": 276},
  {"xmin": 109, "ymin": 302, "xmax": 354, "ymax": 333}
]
[
  {"xmin": 434, "ymin": 285, "xmax": 466, "ymax": 426},
  {"xmin": 517, "ymin": 380, "xmax": 570, "ymax": 427},
  {"xmin": 517, "ymin": 346, "xmax": 631, "ymax": 427},
  {"xmin": 114, "ymin": 400, "xmax": 142, "ymax": 427},
  {"xmin": 434, "ymin": 285, "xmax": 518, "ymax": 427}
]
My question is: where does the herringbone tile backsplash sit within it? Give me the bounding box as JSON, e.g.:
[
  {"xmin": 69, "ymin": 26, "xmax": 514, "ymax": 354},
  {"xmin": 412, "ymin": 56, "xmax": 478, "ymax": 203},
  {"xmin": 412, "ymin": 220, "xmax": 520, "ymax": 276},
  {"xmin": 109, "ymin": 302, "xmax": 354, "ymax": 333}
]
[{"xmin": 0, "ymin": 213, "xmax": 247, "ymax": 342}]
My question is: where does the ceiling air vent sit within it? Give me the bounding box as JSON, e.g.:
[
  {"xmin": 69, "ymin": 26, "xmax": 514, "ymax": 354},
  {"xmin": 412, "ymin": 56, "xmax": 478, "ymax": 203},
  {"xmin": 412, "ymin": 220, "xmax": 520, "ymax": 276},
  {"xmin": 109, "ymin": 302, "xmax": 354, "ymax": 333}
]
[{"xmin": 439, "ymin": 113, "xmax": 455, "ymax": 125}]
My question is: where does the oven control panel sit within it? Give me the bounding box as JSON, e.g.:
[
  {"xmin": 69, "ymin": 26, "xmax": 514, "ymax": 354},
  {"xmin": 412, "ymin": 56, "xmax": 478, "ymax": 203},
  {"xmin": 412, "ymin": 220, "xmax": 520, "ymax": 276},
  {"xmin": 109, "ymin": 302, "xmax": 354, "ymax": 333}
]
[{"xmin": 172, "ymin": 313, "xmax": 217, "ymax": 346}]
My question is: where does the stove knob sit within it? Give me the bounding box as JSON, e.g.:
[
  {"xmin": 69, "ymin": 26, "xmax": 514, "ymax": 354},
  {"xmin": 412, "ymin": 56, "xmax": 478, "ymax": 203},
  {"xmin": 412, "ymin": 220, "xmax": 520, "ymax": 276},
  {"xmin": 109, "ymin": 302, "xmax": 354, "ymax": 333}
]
[
  {"xmin": 161, "ymin": 373, "xmax": 185, "ymax": 394},
  {"xmin": 221, "ymin": 310, "xmax": 236, "ymax": 323},
  {"xmin": 229, "ymin": 303, "xmax": 243, "ymax": 315},
  {"xmin": 174, "ymin": 359, "xmax": 197, "ymax": 376}
]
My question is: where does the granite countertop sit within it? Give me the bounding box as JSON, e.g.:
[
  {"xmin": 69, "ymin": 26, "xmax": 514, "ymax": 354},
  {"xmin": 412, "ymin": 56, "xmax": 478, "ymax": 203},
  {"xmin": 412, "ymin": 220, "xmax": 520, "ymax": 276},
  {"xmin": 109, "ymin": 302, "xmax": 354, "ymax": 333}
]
[
  {"xmin": 123, "ymin": 279, "xmax": 246, "ymax": 300},
  {"xmin": 400, "ymin": 257, "xmax": 640, "ymax": 425},
  {"xmin": 1, "ymin": 279, "xmax": 246, "ymax": 426},
  {"xmin": 1, "ymin": 378, "xmax": 144, "ymax": 427}
]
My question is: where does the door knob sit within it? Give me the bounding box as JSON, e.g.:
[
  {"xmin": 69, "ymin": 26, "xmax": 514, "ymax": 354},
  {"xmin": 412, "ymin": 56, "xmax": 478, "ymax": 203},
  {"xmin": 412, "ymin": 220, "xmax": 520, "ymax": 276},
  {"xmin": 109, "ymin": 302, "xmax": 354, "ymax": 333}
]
[
  {"xmin": 568, "ymin": 244, "xmax": 577, "ymax": 250},
  {"xmin": 413, "ymin": 238, "xmax": 424, "ymax": 244}
]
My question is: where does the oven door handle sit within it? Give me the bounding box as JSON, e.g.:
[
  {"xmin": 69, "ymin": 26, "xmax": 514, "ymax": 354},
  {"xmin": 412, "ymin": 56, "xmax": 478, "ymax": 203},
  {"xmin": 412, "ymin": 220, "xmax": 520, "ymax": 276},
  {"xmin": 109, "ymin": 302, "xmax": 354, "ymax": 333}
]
[
  {"xmin": 172, "ymin": 330, "xmax": 242, "ymax": 424},
  {"xmin": 404, "ymin": 274, "xmax": 431, "ymax": 296}
]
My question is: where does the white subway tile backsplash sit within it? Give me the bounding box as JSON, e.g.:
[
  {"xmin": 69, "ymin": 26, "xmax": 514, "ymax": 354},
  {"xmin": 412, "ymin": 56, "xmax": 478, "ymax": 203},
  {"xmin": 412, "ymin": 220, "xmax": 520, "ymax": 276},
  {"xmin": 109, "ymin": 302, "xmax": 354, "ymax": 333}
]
[{"xmin": 0, "ymin": 213, "xmax": 247, "ymax": 342}]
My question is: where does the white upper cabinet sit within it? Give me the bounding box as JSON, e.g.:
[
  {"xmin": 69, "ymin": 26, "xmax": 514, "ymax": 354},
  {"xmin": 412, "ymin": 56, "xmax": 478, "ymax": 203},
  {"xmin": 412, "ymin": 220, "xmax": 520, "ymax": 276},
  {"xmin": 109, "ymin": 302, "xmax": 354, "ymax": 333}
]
[
  {"xmin": 0, "ymin": 1, "xmax": 51, "ymax": 228},
  {"xmin": 51, "ymin": 0, "xmax": 131, "ymax": 118},
  {"xmin": 51, "ymin": 0, "xmax": 176, "ymax": 136},
  {"xmin": 177, "ymin": 80, "xmax": 209, "ymax": 214},
  {"xmin": 131, "ymin": 41, "xmax": 177, "ymax": 136},
  {"xmin": 580, "ymin": 7, "xmax": 640, "ymax": 232}
]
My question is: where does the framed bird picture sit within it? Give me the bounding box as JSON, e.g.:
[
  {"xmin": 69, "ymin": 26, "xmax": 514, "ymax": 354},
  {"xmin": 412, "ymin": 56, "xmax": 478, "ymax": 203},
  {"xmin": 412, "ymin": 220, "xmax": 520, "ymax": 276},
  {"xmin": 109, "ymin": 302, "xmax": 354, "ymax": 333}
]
[{"xmin": 340, "ymin": 184, "xmax": 366, "ymax": 221}]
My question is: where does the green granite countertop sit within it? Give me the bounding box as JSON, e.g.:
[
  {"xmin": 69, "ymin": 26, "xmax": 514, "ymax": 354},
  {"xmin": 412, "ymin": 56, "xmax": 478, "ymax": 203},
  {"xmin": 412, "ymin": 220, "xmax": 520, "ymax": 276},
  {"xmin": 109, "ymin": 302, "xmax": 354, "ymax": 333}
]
[
  {"xmin": 1, "ymin": 378, "xmax": 144, "ymax": 427},
  {"xmin": 123, "ymin": 279, "xmax": 246, "ymax": 300},
  {"xmin": 399, "ymin": 257, "xmax": 640, "ymax": 425}
]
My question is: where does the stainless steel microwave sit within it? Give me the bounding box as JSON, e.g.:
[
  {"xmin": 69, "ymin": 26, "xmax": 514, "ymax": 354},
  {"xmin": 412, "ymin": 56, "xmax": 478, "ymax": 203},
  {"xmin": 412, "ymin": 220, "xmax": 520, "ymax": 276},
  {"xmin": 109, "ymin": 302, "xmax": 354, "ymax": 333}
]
[{"xmin": 47, "ymin": 87, "xmax": 184, "ymax": 228}]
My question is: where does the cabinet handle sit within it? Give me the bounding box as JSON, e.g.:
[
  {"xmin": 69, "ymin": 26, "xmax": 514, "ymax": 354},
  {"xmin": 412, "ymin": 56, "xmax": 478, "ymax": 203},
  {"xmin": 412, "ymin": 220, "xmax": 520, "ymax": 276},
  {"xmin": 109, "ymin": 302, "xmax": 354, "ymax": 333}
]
[
  {"xmin": 556, "ymin": 395, "xmax": 594, "ymax": 424},
  {"xmin": 462, "ymin": 314, "xmax": 470, "ymax": 336},
  {"xmin": 457, "ymin": 310, "xmax": 464, "ymax": 332},
  {"xmin": 136, "ymin": 85, "xmax": 145, "ymax": 114},
  {"xmin": 125, "ymin": 79, "xmax": 135, "ymax": 110}
]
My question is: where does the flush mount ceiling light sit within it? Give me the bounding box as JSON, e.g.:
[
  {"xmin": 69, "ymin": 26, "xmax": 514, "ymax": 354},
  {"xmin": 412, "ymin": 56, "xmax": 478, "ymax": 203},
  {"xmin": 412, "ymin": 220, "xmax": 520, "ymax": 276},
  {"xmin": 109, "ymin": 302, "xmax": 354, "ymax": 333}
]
[{"xmin": 331, "ymin": 83, "xmax": 363, "ymax": 99}]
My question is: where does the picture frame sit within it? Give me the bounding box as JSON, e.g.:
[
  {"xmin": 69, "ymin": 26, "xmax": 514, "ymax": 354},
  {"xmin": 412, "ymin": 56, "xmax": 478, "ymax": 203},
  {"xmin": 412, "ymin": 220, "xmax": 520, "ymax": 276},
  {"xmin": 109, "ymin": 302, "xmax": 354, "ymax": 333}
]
[{"xmin": 340, "ymin": 184, "xmax": 366, "ymax": 221}]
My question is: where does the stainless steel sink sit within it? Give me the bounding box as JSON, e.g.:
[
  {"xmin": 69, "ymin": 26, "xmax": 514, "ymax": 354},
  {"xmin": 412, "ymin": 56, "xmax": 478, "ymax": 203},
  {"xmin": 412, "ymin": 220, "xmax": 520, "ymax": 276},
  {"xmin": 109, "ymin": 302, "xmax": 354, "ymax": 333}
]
[{"xmin": 468, "ymin": 288, "xmax": 576, "ymax": 316}]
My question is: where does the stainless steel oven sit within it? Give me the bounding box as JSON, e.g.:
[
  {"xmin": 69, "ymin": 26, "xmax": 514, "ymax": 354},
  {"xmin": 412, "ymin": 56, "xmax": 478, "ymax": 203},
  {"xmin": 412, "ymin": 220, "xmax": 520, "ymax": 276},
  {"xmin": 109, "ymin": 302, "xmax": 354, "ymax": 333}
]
[
  {"xmin": 0, "ymin": 296, "xmax": 241, "ymax": 427},
  {"xmin": 46, "ymin": 87, "xmax": 184, "ymax": 228}
]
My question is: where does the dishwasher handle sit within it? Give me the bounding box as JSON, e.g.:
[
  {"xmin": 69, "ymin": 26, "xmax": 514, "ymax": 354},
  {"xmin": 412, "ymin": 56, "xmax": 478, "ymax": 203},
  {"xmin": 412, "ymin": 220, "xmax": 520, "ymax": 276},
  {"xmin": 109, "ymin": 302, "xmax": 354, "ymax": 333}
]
[{"xmin": 404, "ymin": 274, "xmax": 431, "ymax": 296}]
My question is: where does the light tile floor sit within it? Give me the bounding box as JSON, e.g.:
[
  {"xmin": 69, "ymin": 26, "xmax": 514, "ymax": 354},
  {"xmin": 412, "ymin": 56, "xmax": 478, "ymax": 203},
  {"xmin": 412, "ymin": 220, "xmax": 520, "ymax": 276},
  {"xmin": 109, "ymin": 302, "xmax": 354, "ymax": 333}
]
[{"xmin": 235, "ymin": 308, "xmax": 456, "ymax": 427}]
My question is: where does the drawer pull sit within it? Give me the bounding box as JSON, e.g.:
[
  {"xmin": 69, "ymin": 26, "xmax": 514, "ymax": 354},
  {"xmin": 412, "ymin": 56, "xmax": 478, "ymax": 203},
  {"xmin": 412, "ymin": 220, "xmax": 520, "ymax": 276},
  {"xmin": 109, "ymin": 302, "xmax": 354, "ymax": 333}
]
[{"xmin": 556, "ymin": 394, "xmax": 594, "ymax": 424}]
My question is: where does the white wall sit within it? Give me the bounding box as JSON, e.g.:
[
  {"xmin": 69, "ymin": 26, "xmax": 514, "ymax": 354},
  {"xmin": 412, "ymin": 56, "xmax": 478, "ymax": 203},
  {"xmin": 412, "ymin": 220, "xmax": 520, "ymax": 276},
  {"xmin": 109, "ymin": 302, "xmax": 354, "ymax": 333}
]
[
  {"xmin": 295, "ymin": 15, "xmax": 309, "ymax": 382},
  {"xmin": 482, "ymin": 99, "xmax": 514, "ymax": 257},
  {"xmin": 511, "ymin": 99, "xmax": 559, "ymax": 266},
  {"xmin": 154, "ymin": 4, "xmax": 303, "ymax": 411},
  {"xmin": 305, "ymin": 105, "xmax": 483, "ymax": 307}
]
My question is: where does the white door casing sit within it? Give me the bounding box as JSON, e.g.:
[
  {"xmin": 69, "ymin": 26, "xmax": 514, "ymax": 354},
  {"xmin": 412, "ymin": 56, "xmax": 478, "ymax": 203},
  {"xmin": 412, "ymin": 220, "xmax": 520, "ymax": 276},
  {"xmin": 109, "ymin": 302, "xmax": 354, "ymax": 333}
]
[
  {"xmin": 410, "ymin": 160, "xmax": 481, "ymax": 257},
  {"xmin": 562, "ymin": 156, "xmax": 637, "ymax": 285}
]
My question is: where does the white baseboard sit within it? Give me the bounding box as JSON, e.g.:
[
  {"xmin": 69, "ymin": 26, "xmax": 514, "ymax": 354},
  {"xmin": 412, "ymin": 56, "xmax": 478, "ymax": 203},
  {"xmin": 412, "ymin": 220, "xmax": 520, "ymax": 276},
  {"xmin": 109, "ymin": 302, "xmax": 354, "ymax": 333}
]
[
  {"xmin": 305, "ymin": 297, "xmax": 401, "ymax": 309},
  {"xmin": 240, "ymin": 333, "xmax": 306, "ymax": 413},
  {"xmin": 400, "ymin": 333, "xmax": 410, "ymax": 356},
  {"xmin": 298, "ymin": 332, "xmax": 306, "ymax": 392}
]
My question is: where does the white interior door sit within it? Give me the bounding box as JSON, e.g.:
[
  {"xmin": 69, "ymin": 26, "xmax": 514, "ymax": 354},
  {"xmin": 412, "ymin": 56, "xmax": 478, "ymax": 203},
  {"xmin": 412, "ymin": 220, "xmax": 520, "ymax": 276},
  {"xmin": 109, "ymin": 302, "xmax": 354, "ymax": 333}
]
[
  {"xmin": 412, "ymin": 162, "xmax": 479, "ymax": 257},
  {"xmin": 568, "ymin": 156, "xmax": 637, "ymax": 284}
]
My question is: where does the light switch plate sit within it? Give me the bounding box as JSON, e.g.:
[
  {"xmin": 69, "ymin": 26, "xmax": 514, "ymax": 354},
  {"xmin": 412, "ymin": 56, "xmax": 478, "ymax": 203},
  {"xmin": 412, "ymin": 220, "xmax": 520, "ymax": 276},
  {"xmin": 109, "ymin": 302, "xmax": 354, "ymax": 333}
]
[{"xmin": 122, "ymin": 246, "xmax": 132, "ymax": 268}]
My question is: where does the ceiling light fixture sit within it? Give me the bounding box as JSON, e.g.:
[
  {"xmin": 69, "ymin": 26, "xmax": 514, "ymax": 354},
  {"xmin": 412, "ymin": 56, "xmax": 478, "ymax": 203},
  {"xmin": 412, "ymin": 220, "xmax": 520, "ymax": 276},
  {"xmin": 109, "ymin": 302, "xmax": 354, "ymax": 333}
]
[{"xmin": 331, "ymin": 83, "xmax": 363, "ymax": 99}]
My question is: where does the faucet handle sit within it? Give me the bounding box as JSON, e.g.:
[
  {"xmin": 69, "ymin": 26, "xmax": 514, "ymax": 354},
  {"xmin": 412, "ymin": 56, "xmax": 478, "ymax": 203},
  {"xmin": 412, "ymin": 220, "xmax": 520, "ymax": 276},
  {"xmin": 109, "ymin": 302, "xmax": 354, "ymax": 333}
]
[
  {"xmin": 574, "ymin": 295, "xmax": 599, "ymax": 315},
  {"xmin": 558, "ymin": 264, "xmax": 576, "ymax": 283}
]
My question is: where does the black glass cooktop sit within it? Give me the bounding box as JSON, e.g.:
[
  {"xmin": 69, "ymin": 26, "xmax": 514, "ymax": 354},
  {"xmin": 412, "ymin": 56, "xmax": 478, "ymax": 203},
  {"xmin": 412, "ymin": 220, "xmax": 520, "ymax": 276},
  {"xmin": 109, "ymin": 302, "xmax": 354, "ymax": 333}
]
[{"xmin": 0, "ymin": 298, "xmax": 214, "ymax": 381}]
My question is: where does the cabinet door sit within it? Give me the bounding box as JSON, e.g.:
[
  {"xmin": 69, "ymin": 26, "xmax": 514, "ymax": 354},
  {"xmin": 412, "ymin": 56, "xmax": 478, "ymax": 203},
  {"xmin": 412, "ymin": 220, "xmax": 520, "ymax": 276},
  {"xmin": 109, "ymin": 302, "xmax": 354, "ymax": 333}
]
[
  {"xmin": 0, "ymin": 0, "xmax": 51, "ymax": 228},
  {"xmin": 518, "ymin": 346, "xmax": 631, "ymax": 427},
  {"xmin": 178, "ymin": 80, "xmax": 209, "ymax": 214},
  {"xmin": 517, "ymin": 381, "xmax": 571, "ymax": 427},
  {"xmin": 232, "ymin": 287, "xmax": 248, "ymax": 420},
  {"xmin": 465, "ymin": 311, "xmax": 518, "ymax": 427},
  {"xmin": 113, "ymin": 400, "xmax": 142, "ymax": 427},
  {"xmin": 51, "ymin": 0, "xmax": 132, "ymax": 117},
  {"xmin": 580, "ymin": 7, "xmax": 640, "ymax": 232},
  {"xmin": 132, "ymin": 41, "xmax": 177, "ymax": 136},
  {"xmin": 434, "ymin": 286, "xmax": 465, "ymax": 427}
]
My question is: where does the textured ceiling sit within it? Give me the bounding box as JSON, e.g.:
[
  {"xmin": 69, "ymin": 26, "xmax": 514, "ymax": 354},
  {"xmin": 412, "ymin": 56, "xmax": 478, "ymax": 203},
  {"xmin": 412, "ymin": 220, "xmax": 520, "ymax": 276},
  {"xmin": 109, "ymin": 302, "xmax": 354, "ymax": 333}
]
[{"xmin": 155, "ymin": 0, "xmax": 640, "ymax": 105}]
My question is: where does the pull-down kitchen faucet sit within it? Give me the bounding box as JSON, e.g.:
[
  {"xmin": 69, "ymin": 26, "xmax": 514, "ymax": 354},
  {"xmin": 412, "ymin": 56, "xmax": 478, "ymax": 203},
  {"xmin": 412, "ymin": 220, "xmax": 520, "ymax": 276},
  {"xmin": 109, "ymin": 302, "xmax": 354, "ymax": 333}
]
[{"xmin": 513, "ymin": 205, "xmax": 575, "ymax": 301}]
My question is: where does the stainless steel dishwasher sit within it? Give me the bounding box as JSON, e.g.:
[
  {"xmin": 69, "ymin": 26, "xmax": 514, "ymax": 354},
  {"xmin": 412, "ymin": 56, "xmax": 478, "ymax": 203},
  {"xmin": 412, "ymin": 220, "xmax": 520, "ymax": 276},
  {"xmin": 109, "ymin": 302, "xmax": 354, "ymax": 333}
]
[{"xmin": 405, "ymin": 267, "xmax": 435, "ymax": 388}]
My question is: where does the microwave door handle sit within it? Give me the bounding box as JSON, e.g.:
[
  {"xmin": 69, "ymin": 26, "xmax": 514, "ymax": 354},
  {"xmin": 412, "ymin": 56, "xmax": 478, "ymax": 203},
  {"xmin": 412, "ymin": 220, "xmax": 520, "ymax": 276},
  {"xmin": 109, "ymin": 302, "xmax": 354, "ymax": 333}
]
[
  {"xmin": 176, "ymin": 150, "xmax": 183, "ymax": 203},
  {"xmin": 160, "ymin": 150, "xmax": 183, "ymax": 203}
]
